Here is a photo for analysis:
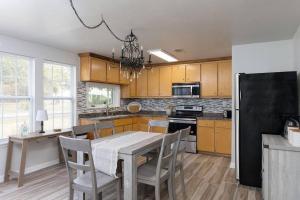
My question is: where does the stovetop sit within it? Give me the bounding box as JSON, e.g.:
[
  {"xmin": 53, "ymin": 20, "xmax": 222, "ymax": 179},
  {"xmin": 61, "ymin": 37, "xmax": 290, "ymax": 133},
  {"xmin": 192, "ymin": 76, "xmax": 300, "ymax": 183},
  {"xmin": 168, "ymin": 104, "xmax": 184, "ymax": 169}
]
[{"xmin": 168, "ymin": 113, "xmax": 203, "ymax": 119}]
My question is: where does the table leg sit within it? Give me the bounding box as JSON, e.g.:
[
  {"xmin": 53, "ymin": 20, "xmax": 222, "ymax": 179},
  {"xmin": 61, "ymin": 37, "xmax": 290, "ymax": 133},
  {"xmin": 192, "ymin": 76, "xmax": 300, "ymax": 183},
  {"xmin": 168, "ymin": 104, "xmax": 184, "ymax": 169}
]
[
  {"xmin": 18, "ymin": 140, "xmax": 28, "ymax": 187},
  {"xmin": 77, "ymin": 151, "xmax": 84, "ymax": 200},
  {"xmin": 57, "ymin": 138, "xmax": 64, "ymax": 164},
  {"xmin": 123, "ymin": 154, "xmax": 137, "ymax": 200},
  {"xmin": 4, "ymin": 139, "xmax": 13, "ymax": 182}
]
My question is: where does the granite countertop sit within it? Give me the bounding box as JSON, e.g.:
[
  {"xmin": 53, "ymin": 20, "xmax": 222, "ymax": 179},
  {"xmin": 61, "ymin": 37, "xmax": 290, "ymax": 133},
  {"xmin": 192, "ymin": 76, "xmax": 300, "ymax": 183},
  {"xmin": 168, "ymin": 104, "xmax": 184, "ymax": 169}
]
[
  {"xmin": 78, "ymin": 110, "xmax": 167, "ymax": 121},
  {"xmin": 197, "ymin": 113, "xmax": 232, "ymax": 120},
  {"xmin": 79, "ymin": 111, "xmax": 231, "ymax": 121},
  {"xmin": 262, "ymin": 134, "xmax": 300, "ymax": 152}
]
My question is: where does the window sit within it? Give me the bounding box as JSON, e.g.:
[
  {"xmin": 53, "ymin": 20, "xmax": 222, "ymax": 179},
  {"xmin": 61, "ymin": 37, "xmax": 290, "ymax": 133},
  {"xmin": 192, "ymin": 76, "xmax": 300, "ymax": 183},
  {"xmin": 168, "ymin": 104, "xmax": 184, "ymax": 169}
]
[
  {"xmin": 0, "ymin": 53, "xmax": 32, "ymax": 139},
  {"xmin": 87, "ymin": 83, "xmax": 120, "ymax": 108},
  {"xmin": 43, "ymin": 62, "xmax": 75, "ymax": 131}
]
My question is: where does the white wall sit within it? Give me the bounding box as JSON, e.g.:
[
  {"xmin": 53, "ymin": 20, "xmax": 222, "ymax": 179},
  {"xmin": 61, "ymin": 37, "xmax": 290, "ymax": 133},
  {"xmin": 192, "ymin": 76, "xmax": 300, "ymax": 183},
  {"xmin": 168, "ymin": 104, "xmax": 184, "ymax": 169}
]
[
  {"xmin": 0, "ymin": 34, "xmax": 79, "ymax": 182},
  {"xmin": 231, "ymin": 39, "xmax": 296, "ymax": 168}
]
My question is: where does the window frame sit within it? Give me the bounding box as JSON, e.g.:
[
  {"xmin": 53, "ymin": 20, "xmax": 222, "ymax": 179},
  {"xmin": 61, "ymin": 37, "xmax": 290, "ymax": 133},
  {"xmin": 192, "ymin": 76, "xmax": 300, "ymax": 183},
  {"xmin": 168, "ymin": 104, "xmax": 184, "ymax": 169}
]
[
  {"xmin": 42, "ymin": 61, "xmax": 76, "ymax": 131},
  {"xmin": 0, "ymin": 52, "xmax": 34, "ymax": 140}
]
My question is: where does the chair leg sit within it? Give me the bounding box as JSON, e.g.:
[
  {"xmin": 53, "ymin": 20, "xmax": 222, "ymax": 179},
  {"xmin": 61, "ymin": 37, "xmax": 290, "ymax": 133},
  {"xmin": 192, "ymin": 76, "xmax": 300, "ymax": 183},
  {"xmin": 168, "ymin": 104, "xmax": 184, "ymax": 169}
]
[
  {"xmin": 179, "ymin": 166, "xmax": 187, "ymax": 199},
  {"xmin": 116, "ymin": 179, "xmax": 121, "ymax": 200},
  {"xmin": 155, "ymin": 184, "xmax": 161, "ymax": 200},
  {"xmin": 69, "ymin": 187, "xmax": 74, "ymax": 200},
  {"xmin": 168, "ymin": 178, "xmax": 174, "ymax": 200},
  {"xmin": 140, "ymin": 183, "xmax": 145, "ymax": 199}
]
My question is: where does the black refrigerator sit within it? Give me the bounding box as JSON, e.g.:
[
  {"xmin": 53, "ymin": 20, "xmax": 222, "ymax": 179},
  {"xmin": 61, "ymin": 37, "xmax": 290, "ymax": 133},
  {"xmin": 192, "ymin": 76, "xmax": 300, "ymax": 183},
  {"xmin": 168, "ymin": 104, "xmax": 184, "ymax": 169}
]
[{"xmin": 235, "ymin": 71, "xmax": 298, "ymax": 187}]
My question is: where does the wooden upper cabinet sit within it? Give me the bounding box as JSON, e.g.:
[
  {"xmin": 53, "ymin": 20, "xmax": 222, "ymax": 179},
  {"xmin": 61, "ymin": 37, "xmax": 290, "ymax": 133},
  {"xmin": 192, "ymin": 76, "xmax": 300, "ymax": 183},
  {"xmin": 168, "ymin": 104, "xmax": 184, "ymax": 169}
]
[
  {"xmin": 171, "ymin": 65, "xmax": 186, "ymax": 83},
  {"xmin": 90, "ymin": 57, "xmax": 107, "ymax": 82},
  {"xmin": 129, "ymin": 77, "xmax": 137, "ymax": 97},
  {"xmin": 218, "ymin": 61, "xmax": 232, "ymax": 97},
  {"xmin": 106, "ymin": 62, "xmax": 120, "ymax": 84},
  {"xmin": 186, "ymin": 63, "xmax": 201, "ymax": 83},
  {"xmin": 120, "ymin": 69, "xmax": 130, "ymax": 84},
  {"xmin": 147, "ymin": 67, "xmax": 160, "ymax": 97},
  {"xmin": 80, "ymin": 56, "xmax": 91, "ymax": 81},
  {"xmin": 136, "ymin": 69, "xmax": 148, "ymax": 97},
  {"xmin": 201, "ymin": 62, "xmax": 218, "ymax": 97},
  {"xmin": 159, "ymin": 66, "xmax": 172, "ymax": 97},
  {"xmin": 121, "ymin": 85, "xmax": 130, "ymax": 98}
]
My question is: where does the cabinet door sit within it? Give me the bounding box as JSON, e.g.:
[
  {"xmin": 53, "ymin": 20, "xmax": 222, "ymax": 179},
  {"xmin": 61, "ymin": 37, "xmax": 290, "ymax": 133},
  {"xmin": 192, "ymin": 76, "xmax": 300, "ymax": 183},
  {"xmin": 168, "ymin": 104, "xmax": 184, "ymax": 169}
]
[
  {"xmin": 106, "ymin": 63, "xmax": 120, "ymax": 83},
  {"xmin": 91, "ymin": 57, "xmax": 107, "ymax": 82},
  {"xmin": 115, "ymin": 126, "xmax": 124, "ymax": 134},
  {"xmin": 148, "ymin": 67, "xmax": 160, "ymax": 97},
  {"xmin": 218, "ymin": 61, "xmax": 232, "ymax": 97},
  {"xmin": 120, "ymin": 69, "xmax": 130, "ymax": 84},
  {"xmin": 80, "ymin": 56, "xmax": 91, "ymax": 81},
  {"xmin": 124, "ymin": 124, "xmax": 132, "ymax": 132},
  {"xmin": 201, "ymin": 62, "xmax": 218, "ymax": 97},
  {"xmin": 136, "ymin": 69, "xmax": 148, "ymax": 97},
  {"xmin": 171, "ymin": 65, "xmax": 186, "ymax": 83},
  {"xmin": 186, "ymin": 63, "xmax": 201, "ymax": 82},
  {"xmin": 132, "ymin": 124, "xmax": 139, "ymax": 131},
  {"xmin": 121, "ymin": 85, "xmax": 130, "ymax": 98},
  {"xmin": 197, "ymin": 127, "xmax": 215, "ymax": 152},
  {"xmin": 100, "ymin": 128, "xmax": 113, "ymax": 137},
  {"xmin": 159, "ymin": 66, "xmax": 172, "ymax": 96},
  {"xmin": 130, "ymin": 77, "xmax": 137, "ymax": 97},
  {"xmin": 215, "ymin": 127, "xmax": 231, "ymax": 154}
]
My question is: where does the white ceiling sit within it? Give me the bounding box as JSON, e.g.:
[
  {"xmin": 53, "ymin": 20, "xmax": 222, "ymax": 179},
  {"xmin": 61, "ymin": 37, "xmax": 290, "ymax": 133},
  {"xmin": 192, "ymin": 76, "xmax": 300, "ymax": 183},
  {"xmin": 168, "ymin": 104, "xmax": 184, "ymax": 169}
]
[{"xmin": 0, "ymin": 0, "xmax": 299, "ymax": 63}]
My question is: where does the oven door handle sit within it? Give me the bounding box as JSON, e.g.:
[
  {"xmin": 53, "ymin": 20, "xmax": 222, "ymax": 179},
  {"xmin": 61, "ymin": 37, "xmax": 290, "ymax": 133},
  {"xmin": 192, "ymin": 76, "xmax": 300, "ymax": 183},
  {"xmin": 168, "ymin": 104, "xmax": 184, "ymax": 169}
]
[{"xmin": 168, "ymin": 120, "xmax": 197, "ymax": 124}]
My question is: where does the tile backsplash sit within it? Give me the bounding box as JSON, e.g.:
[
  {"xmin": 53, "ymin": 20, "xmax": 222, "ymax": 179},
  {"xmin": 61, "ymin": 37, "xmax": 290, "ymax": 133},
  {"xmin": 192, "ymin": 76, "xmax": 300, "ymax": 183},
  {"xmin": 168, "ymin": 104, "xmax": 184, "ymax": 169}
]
[
  {"xmin": 121, "ymin": 98, "xmax": 232, "ymax": 113},
  {"xmin": 77, "ymin": 82, "xmax": 232, "ymax": 114}
]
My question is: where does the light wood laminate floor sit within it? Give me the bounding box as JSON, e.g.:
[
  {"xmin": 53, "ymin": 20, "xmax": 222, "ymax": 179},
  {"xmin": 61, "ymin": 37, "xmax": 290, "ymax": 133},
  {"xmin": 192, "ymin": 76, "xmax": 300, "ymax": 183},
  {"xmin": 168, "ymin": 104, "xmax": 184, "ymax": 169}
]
[{"xmin": 0, "ymin": 153, "xmax": 261, "ymax": 200}]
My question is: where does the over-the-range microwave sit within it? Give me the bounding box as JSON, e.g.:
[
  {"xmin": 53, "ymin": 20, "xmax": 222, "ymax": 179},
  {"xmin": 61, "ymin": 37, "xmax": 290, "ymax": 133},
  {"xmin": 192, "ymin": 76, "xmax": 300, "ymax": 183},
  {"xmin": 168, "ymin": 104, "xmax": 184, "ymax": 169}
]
[{"xmin": 172, "ymin": 83, "xmax": 200, "ymax": 98}]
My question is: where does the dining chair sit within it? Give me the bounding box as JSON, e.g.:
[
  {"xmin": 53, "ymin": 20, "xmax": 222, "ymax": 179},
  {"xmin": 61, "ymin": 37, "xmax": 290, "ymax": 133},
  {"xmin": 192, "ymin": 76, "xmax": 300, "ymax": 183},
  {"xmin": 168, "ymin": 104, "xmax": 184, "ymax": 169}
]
[
  {"xmin": 59, "ymin": 136, "xmax": 121, "ymax": 200},
  {"xmin": 94, "ymin": 121, "xmax": 115, "ymax": 139},
  {"xmin": 148, "ymin": 120, "xmax": 169, "ymax": 134},
  {"xmin": 72, "ymin": 124, "xmax": 96, "ymax": 139},
  {"xmin": 146, "ymin": 120, "xmax": 170, "ymax": 161},
  {"xmin": 173, "ymin": 126, "xmax": 191, "ymax": 200},
  {"xmin": 137, "ymin": 131, "xmax": 180, "ymax": 200}
]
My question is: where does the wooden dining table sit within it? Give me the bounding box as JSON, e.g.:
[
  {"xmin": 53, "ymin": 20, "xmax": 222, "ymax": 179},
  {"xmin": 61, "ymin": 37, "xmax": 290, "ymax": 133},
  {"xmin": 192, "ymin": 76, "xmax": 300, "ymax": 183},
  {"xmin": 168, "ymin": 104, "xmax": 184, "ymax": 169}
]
[{"xmin": 77, "ymin": 131, "xmax": 165, "ymax": 200}]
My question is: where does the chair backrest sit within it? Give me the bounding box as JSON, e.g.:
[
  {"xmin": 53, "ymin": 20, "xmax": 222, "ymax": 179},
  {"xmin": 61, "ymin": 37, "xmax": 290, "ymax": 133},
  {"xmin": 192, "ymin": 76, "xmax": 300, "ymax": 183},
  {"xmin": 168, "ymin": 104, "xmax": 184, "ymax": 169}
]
[
  {"xmin": 177, "ymin": 126, "xmax": 191, "ymax": 162},
  {"xmin": 156, "ymin": 131, "xmax": 180, "ymax": 180},
  {"xmin": 59, "ymin": 136, "xmax": 97, "ymax": 194},
  {"xmin": 94, "ymin": 121, "xmax": 115, "ymax": 138},
  {"xmin": 148, "ymin": 120, "xmax": 169, "ymax": 134},
  {"xmin": 72, "ymin": 124, "xmax": 96, "ymax": 139}
]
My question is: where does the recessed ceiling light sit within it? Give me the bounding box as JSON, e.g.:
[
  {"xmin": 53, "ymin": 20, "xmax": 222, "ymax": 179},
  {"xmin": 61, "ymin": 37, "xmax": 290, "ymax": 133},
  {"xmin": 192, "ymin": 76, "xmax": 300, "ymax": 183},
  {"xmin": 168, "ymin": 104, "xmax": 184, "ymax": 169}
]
[{"xmin": 148, "ymin": 49, "xmax": 178, "ymax": 62}]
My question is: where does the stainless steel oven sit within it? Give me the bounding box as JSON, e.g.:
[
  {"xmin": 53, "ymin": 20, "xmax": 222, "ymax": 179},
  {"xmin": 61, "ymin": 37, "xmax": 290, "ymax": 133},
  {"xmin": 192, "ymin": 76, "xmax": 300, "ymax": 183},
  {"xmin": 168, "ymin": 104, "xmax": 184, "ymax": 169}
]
[
  {"xmin": 168, "ymin": 117, "xmax": 197, "ymax": 153},
  {"xmin": 172, "ymin": 83, "xmax": 200, "ymax": 98},
  {"xmin": 168, "ymin": 105, "xmax": 203, "ymax": 153}
]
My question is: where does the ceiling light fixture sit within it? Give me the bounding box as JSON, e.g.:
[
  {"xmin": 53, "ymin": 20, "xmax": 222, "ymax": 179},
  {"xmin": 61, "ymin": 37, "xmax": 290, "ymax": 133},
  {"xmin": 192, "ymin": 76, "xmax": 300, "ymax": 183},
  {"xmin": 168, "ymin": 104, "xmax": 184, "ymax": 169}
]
[
  {"xmin": 148, "ymin": 49, "xmax": 178, "ymax": 62},
  {"xmin": 69, "ymin": 0, "xmax": 152, "ymax": 81}
]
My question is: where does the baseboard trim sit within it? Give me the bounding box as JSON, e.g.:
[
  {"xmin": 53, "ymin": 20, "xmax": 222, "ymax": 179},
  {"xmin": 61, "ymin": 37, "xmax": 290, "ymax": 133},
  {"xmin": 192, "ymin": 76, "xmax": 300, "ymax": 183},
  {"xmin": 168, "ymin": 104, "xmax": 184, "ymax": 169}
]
[
  {"xmin": 0, "ymin": 159, "xmax": 60, "ymax": 183},
  {"xmin": 230, "ymin": 161, "xmax": 235, "ymax": 168}
]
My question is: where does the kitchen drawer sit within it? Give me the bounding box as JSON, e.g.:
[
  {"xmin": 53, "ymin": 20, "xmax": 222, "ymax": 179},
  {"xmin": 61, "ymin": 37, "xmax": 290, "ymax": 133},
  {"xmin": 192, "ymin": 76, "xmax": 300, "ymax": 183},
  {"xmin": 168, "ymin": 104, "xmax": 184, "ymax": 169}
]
[
  {"xmin": 114, "ymin": 118, "xmax": 132, "ymax": 126},
  {"xmin": 215, "ymin": 120, "xmax": 231, "ymax": 128},
  {"xmin": 132, "ymin": 117, "xmax": 139, "ymax": 124},
  {"xmin": 197, "ymin": 120, "xmax": 214, "ymax": 127},
  {"xmin": 124, "ymin": 124, "xmax": 132, "ymax": 132}
]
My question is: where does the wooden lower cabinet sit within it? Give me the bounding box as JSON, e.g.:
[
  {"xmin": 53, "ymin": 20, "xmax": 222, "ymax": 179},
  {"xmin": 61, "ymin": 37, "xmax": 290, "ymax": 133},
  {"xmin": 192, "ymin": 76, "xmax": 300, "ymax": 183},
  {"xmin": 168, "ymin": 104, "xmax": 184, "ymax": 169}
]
[
  {"xmin": 215, "ymin": 128, "xmax": 231, "ymax": 154},
  {"xmin": 80, "ymin": 115, "xmax": 168, "ymax": 138},
  {"xmin": 197, "ymin": 119, "xmax": 231, "ymax": 155},
  {"xmin": 197, "ymin": 126, "xmax": 215, "ymax": 152}
]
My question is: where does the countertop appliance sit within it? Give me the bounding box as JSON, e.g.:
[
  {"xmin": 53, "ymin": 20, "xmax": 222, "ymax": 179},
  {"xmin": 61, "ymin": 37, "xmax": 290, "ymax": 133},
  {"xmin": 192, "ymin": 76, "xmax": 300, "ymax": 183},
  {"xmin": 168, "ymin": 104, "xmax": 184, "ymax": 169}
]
[
  {"xmin": 172, "ymin": 83, "xmax": 200, "ymax": 98},
  {"xmin": 168, "ymin": 105, "xmax": 203, "ymax": 153},
  {"xmin": 223, "ymin": 110, "xmax": 232, "ymax": 118},
  {"xmin": 235, "ymin": 71, "xmax": 298, "ymax": 187}
]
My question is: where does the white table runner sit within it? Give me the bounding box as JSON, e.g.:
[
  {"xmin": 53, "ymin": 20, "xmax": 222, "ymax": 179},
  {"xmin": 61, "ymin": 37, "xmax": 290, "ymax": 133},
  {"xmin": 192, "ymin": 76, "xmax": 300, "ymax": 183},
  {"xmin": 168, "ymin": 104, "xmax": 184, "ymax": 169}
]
[{"xmin": 92, "ymin": 132, "xmax": 160, "ymax": 176}]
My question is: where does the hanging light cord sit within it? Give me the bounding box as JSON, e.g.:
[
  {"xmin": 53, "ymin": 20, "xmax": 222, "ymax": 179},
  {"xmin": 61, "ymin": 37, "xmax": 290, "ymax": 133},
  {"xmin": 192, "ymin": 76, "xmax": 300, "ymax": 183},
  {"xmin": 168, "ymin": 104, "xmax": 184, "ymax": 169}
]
[{"xmin": 69, "ymin": 0, "xmax": 128, "ymax": 42}]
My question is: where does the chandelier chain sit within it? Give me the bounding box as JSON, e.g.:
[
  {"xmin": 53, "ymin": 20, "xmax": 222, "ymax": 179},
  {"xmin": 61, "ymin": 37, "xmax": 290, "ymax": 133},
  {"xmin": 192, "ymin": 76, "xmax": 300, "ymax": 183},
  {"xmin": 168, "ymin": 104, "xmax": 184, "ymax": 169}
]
[{"xmin": 69, "ymin": 0, "xmax": 128, "ymax": 42}]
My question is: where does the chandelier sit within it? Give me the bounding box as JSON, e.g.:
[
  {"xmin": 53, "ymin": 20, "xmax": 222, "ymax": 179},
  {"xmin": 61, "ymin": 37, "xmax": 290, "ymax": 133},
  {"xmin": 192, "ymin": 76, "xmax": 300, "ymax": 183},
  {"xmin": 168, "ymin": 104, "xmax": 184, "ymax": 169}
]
[{"xmin": 70, "ymin": 0, "xmax": 152, "ymax": 80}]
